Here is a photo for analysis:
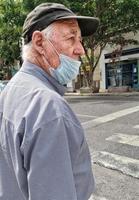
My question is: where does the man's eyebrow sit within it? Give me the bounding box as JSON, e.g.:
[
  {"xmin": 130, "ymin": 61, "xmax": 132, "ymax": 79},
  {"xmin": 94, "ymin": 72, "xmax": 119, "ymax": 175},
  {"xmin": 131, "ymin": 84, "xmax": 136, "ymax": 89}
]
[
  {"xmin": 64, "ymin": 29, "xmax": 82, "ymax": 37},
  {"xmin": 62, "ymin": 32, "xmax": 75, "ymax": 38},
  {"xmin": 71, "ymin": 29, "xmax": 82, "ymax": 40},
  {"xmin": 63, "ymin": 29, "xmax": 76, "ymax": 35},
  {"xmin": 63, "ymin": 34, "xmax": 82, "ymax": 42},
  {"xmin": 71, "ymin": 29, "xmax": 77, "ymax": 34}
]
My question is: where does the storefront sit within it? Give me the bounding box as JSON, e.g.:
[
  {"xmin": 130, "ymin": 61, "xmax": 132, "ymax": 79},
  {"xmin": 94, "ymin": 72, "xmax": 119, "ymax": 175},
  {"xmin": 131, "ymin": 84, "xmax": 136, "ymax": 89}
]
[
  {"xmin": 106, "ymin": 59, "xmax": 139, "ymax": 89},
  {"xmin": 99, "ymin": 47, "xmax": 139, "ymax": 92}
]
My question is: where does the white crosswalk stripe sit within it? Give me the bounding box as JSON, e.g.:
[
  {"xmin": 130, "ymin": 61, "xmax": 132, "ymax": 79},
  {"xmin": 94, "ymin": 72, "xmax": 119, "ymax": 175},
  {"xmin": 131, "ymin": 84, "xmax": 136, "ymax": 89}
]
[
  {"xmin": 89, "ymin": 195, "xmax": 108, "ymax": 200},
  {"xmin": 82, "ymin": 105, "xmax": 139, "ymax": 129},
  {"xmin": 133, "ymin": 124, "xmax": 139, "ymax": 129},
  {"xmin": 93, "ymin": 106, "xmax": 139, "ymax": 123},
  {"xmin": 76, "ymin": 114, "xmax": 97, "ymax": 118},
  {"xmin": 106, "ymin": 133, "xmax": 139, "ymax": 147},
  {"xmin": 92, "ymin": 151, "xmax": 139, "ymax": 178}
]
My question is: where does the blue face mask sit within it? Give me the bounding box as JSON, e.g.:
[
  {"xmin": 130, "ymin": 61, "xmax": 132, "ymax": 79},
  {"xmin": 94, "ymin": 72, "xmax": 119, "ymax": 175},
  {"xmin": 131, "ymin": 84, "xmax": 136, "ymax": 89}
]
[
  {"xmin": 46, "ymin": 39, "xmax": 81, "ymax": 85},
  {"xmin": 49, "ymin": 54, "xmax": 81, "ymax": 85}
]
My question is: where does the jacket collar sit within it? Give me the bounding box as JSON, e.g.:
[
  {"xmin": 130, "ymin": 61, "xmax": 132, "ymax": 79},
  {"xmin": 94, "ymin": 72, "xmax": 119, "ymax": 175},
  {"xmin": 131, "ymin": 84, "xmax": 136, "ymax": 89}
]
[{"xmin": 20, "ymin": 61, "xmax": 67, "ymax": 96}]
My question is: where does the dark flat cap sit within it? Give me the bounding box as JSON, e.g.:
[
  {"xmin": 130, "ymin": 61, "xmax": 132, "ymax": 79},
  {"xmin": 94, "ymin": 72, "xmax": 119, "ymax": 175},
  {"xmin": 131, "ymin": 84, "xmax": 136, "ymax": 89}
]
[{"xmin": 22, "ymin": 3, "xmax": 99, "ymax": 44}]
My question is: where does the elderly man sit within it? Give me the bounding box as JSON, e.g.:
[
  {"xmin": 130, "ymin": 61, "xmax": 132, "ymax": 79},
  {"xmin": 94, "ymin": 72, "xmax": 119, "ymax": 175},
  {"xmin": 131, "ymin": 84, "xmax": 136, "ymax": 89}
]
[{"xmin": 0, "ymin": 3, "xmax": 99, "ymax": 200}]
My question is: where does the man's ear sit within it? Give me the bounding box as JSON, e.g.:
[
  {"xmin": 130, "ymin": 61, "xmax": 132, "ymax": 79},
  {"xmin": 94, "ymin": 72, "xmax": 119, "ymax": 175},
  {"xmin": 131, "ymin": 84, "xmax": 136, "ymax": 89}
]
[{"xmin": 31, "ymin": 31, "xmax": 44, "ymax": 55}]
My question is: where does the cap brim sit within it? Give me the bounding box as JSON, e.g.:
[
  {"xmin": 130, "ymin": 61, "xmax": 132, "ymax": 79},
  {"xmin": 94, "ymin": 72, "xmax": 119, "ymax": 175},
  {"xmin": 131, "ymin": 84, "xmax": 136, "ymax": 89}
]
[{"xmin": 56, "ymin": 16, "xmax": 99, "ymax": 36}]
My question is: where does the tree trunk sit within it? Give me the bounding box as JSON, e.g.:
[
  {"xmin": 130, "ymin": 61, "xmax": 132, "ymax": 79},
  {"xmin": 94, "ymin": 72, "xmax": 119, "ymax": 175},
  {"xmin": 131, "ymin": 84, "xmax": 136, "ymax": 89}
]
[{"xmin": 81, "ymin": 43, "xmax": 106, "ymax": 92}]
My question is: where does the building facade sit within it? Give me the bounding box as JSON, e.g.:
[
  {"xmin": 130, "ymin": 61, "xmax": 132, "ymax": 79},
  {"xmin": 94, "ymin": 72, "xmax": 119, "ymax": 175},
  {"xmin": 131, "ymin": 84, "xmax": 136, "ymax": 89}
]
[{"xmin": 99, "ymin": 32, "xmax": 139, "ymax": 92}]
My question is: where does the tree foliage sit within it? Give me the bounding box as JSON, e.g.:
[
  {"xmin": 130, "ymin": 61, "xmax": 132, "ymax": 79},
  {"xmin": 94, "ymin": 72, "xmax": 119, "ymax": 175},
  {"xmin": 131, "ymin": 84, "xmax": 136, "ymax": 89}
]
[
  {"xmin": 22, "ymin": 0, "xmax": 70, "ymax": 12},
  {"xmin": 0, "ymin": 0, "xmax": 25, "ymax": 66}
]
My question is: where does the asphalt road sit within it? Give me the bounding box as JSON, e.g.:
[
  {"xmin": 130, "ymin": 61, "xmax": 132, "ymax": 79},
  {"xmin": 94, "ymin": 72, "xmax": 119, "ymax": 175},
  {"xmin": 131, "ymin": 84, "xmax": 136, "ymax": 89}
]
[{"xmin": 65, "ymin": 95, "xmax": 139, "ymax": 200}]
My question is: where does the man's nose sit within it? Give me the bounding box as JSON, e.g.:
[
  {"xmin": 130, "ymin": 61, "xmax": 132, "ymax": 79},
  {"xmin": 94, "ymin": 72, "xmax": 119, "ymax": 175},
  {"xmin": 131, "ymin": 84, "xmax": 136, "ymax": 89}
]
[{"xmin": 74, "ymin": 42, "xmax": 85, "ymax": 56}]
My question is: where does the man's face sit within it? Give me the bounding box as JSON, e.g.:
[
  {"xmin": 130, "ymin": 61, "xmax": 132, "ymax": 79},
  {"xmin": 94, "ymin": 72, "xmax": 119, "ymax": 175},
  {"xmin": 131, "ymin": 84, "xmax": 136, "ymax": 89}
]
[{"xmin": 46, "ymin": 19, "xmax": 85, "ymax": 61}]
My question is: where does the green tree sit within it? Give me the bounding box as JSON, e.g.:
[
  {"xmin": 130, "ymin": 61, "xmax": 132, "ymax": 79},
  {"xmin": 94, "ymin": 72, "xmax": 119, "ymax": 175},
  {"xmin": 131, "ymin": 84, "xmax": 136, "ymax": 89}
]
[
  {"xmin": 22, "ymin": 0, "xmax": 70, "ymax": 12},
  {"xmin": 0, "ymin": 0, "xmax": 25, "ymax": 77}
]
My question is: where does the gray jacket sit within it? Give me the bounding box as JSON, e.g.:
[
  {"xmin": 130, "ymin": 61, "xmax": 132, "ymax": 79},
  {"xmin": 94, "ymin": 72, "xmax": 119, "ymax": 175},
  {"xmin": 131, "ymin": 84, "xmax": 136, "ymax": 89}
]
[{"xmin": 0, "ymin": 61, "xmax": 95, "ymax": 200}]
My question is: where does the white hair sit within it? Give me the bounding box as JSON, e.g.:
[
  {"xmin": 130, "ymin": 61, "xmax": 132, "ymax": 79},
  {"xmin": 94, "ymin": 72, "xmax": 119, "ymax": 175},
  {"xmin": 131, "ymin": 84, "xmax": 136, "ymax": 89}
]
[{"xmin": 21, "ymin": 23, "xmax": 55, "ymax": 61}]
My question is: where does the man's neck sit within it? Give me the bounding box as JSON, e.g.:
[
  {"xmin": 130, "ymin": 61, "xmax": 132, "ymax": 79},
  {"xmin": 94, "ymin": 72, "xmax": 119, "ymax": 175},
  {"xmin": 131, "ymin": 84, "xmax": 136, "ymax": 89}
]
[{"xmin": 25, "ymin": 54, "xmax": 51, "ymax": 76}]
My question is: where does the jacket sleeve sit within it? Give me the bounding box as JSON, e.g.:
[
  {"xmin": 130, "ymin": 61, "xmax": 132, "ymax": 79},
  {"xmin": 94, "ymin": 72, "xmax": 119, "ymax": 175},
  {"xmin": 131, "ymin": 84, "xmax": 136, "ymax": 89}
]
[{"xmin": 22, "ymin": 116, "xmax": 78, "ymax": 200}]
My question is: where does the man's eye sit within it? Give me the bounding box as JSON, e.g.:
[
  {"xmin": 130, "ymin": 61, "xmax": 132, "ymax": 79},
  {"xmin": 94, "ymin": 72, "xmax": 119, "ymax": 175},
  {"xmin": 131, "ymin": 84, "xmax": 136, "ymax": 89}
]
[{"xmin": 69, "ymin": 37, "xmax": 74, "ymax": 41}]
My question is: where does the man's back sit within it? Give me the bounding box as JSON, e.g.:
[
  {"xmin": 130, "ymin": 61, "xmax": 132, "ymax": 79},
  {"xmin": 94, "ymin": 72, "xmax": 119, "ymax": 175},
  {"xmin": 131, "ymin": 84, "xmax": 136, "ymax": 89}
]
[{"xmin": 0, "ymin": 61, "xmax": 94, "ymax": 200}]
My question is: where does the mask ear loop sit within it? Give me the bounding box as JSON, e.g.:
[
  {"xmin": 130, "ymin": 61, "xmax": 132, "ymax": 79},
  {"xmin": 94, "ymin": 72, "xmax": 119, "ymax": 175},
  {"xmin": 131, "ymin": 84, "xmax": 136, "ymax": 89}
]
[
  {"xmin": 41, "ymin": 36, "xmax": 59, "ymax": 70},
  {"xmin": 41, "ymin": 37, "xmax": 61, "ymax": 75},
  {"xmin": 46, "ymin": 38, "xmax": 62, "ymax": 70},
  {"xmin": 46, "ymin": 38, "xmax": 60, "ymax": 57},
  {"xmin": 41, "ymin": 54, "xmax": 51, "ymax": 67}
]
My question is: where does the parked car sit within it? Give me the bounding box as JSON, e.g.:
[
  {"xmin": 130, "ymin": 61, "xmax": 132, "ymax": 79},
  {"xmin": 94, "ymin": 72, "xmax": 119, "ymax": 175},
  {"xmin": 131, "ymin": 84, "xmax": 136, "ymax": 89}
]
[{"xmin": 0, "ymin": 80, "xmax": 9, "ymax": 92}]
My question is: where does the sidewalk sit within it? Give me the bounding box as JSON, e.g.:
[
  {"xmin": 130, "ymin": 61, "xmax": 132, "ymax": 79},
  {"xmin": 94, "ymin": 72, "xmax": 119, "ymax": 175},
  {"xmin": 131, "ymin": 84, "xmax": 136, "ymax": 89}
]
[{"xmin": 64, "ymin": 91, "xmax": 139, "ymax": 97}]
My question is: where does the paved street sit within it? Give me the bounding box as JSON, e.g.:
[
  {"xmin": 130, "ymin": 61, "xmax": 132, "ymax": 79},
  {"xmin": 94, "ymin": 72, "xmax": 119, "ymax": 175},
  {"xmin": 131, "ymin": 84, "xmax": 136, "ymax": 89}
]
[{"xmin": 65, "ymin": 95, "xmax": 139, "ymax": 200}]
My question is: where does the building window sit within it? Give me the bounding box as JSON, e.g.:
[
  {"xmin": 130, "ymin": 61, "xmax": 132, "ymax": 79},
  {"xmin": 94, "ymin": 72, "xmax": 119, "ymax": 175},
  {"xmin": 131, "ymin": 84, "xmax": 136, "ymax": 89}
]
[{"xmin": 106, "ymin": 60, "xmax": 138, "ymax": 89}]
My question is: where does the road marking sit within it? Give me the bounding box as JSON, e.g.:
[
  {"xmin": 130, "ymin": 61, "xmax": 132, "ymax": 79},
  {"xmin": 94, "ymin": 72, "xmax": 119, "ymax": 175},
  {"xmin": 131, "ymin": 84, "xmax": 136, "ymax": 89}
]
[
  {"xmin": 106, "ymin": 133, "xmax": 139, "ymax": 147},
  {"xmin": 89, "ymin": 195, "xmax": 108, "ymax": 200},
  {"xmin": 82, "ymin": 105, "xmax": 139, "ymax": 129},
  {"xmin": 92, "ymin": 151, "xmax": 139, "ymax": 179},
  {"xmin": 82, "ymin": 120, "xmax": 99, "ymax": 129},
  {"xmin": 134, "ymin": 125, "xmax": 139, "ymax": 129},
  {"xmin": 76, "ymin": 114, "xmax": 97, "ymax": 118},
  {"xmin": 93, "ymin": 105, "xmax": 139, "ymax": 123}
]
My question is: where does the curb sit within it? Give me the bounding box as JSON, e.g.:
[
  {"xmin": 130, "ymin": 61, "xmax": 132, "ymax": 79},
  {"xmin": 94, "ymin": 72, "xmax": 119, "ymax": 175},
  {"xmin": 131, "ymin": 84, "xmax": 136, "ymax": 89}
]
[{"xmin": 64, "ymin": 92, "xmax": 139, "ymax": 97}]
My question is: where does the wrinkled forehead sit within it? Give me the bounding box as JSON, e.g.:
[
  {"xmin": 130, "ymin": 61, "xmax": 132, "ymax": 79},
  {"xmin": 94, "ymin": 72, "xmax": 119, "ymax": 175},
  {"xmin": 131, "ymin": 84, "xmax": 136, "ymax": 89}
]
[{"xmin": 52, "ymin": 19, "xmax": 82, "ymax": 37}]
